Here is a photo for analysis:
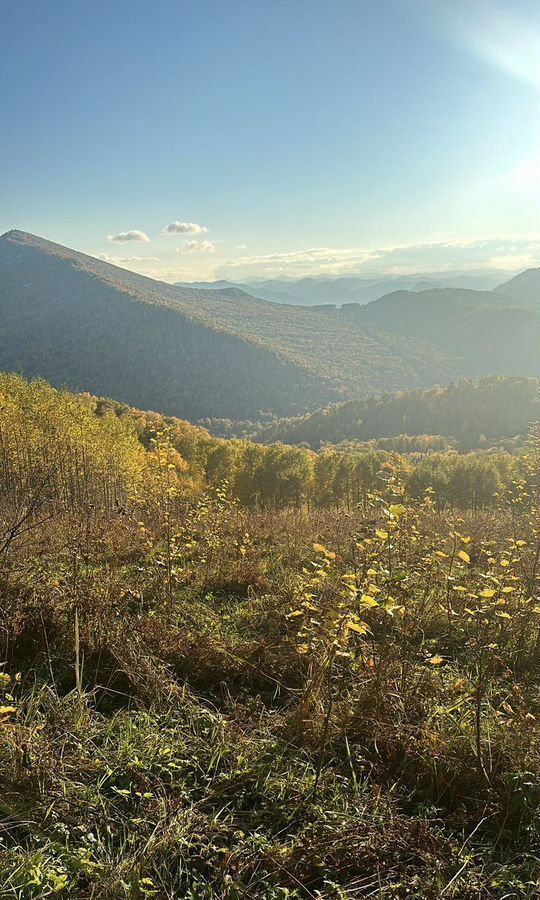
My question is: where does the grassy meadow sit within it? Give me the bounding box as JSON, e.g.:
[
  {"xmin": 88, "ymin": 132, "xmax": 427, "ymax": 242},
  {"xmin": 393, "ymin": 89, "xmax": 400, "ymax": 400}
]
[{"xmin": 1, "ymin": 374, "xmax": 540, "ymax": 898}]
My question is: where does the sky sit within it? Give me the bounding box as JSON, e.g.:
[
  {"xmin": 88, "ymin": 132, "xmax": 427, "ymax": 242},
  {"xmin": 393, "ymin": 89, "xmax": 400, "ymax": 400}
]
[{"xmin": 1, "ymin": 0, "xmax": 539, "ymax": 282}]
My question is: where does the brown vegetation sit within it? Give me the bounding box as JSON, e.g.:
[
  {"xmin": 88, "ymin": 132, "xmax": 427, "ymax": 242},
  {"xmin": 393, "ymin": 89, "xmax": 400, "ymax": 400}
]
[{"xmin": 1, "ymin": 374, "xmax": 540, "ymax": 897}]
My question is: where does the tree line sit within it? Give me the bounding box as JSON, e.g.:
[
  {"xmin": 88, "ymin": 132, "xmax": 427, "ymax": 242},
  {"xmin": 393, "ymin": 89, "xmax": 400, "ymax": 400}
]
[
  {"xmin": 247, "ymin": 376, "xmax": 539, "ymax": 450},
  {"xmin": 0, "ymin": 373, "xmax": 534, "ymax": 544}
]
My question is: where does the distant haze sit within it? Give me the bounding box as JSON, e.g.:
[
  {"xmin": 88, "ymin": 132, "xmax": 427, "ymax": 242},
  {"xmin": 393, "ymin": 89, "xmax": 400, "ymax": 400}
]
[{"xmin": 175, "ymin": 269, "xmax": 516, "ymax": 307}]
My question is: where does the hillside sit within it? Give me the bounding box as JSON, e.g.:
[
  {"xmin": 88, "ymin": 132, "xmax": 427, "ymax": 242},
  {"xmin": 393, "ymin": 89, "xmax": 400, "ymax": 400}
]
[
  {"xmin": 0, "ymin": 230, "xmax": 453, "ymax": 419},
  {"xmin": 494, "ymin": 267, "xmax": 540, "ymax": 305},
  {"xmin": 0, "ymin": 371, "xmax": 526, "ymax": 510},
  {"xmin": 255, "ymin": 377, "xmax": 540, "ymax": 449},
  {"xmin": 338, "ymin": 285, "xmax": 539, "ymax": 378}
]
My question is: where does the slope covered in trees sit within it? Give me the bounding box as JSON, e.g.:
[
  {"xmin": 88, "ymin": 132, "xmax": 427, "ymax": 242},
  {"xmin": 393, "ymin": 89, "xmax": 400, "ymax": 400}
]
[
  {"xmin": 0, "ymin": 230, "xmax": 453, "ymax": 420},
  {"xmin": 2, "ymin": 231, "xmax": 537, "ymax": 425},
  {"xmin": 255, "ymin": 377, "xmax": 540, "ymax": 450},
  {"xmin": 2, "ymin": 372, "xmax": 540, "ymax": 897},
  {"xmin": 0, "ymin": 372, "xmax": 527, "ymax": 515},
  {"xmin": 337, "ymin": 285, "xmax": 539, "ymax": 378},
  {"xmin": 494, "ymin": 267, "xmax": 540, "ymax": 305}
]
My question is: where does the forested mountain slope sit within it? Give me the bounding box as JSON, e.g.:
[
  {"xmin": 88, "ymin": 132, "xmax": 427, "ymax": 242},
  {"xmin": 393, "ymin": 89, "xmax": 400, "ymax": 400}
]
[
  {"xmin": 257, "ymin": 377, "xmax": 540, "ymax": 449},
  {"xmin": 0, "ymin": 230, "xmax": 451, "ymax": 419},
  {"xmin": 494, "ymin": 267, "xmax": 539, "ymax": 305},
  {"xmin": 338, "ymin": 285, "xmax": 539, "ymax": 377}
]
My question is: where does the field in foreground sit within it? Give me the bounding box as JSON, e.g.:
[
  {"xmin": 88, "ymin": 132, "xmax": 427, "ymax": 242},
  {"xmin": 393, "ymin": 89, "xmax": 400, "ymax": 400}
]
[{"xmin": 1, "ymin": 376, "xmax": 540, "ymax": 898}]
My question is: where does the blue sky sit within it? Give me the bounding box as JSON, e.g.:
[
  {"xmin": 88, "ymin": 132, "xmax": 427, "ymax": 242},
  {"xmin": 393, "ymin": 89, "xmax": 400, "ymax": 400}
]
[{"xmin": 1, "ymin": 0, "xmax": 538, "ymax": 281}]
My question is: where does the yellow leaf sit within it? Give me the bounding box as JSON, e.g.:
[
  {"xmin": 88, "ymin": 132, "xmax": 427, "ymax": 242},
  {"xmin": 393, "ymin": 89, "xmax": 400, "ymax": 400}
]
[
  {"xmin": 458, "ymin": 550, "xmax": 470, "ymax": 564},
  {"xmin": 0, "ymin": 706, "xmax": 16, "ymax": 716},
  {"xmin": 429, "ymin": 656, "xmax": 444, "ymax": 665},
  {"xmin": 495, "ymin": 611, "xmax": 512, "ymax": 619},
  {"xmin": 360, "ymin": 594, "xmax": 379, "ymax": 607},
  {"xmin": 347, "ymin": 621, "xmax": 369, "ymax": 634},
  {"xmin": 376, "ymin": 530, "xmax": 389, "ymax": 540},
  {"xmin": 479, "ymin": 589, "xmax": 495, "ymax": 599}
]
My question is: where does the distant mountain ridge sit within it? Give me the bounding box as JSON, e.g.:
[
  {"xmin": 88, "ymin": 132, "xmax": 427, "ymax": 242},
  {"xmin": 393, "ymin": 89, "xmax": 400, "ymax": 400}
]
[{"xmin": 177, "ymin": 270, "xmax": 512, "ymax": 307}]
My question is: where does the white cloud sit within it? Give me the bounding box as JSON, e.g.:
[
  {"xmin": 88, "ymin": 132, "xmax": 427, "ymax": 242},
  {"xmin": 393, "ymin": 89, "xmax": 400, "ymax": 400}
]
[
  {"xmin": 141, "ymin": 266, "xmax": 201, "ymax": 282},
  {"xmin": 164, "ymin": 221, "xmax": 208, "ymax": 234},
  {"xmin": 180, "ymin": 240, "xmax": 217, "ymax": 253},
  {"xmin": 215, "ymin": 236, "xmax": 540, "ymax": 279},
  {"xmin": 108, "ymin": 230, "xmax": 150, "ymax": 243},
  {"xmin": 97, "ymin": 253, "xmax": 159, "ymax": 265},
  {"xmin": 487, "ymin": 253, "xmax": 539, "ymax": 271}
]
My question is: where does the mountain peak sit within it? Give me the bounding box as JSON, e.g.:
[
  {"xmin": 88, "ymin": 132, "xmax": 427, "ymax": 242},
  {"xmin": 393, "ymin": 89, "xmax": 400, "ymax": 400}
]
[
  {"xmin": 0, "ymin": 229, "xmax": 70, "ymax": 253},
  {"xmin": 1, "ymin": 229, "xmax": 34, "ymax": 240}
]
